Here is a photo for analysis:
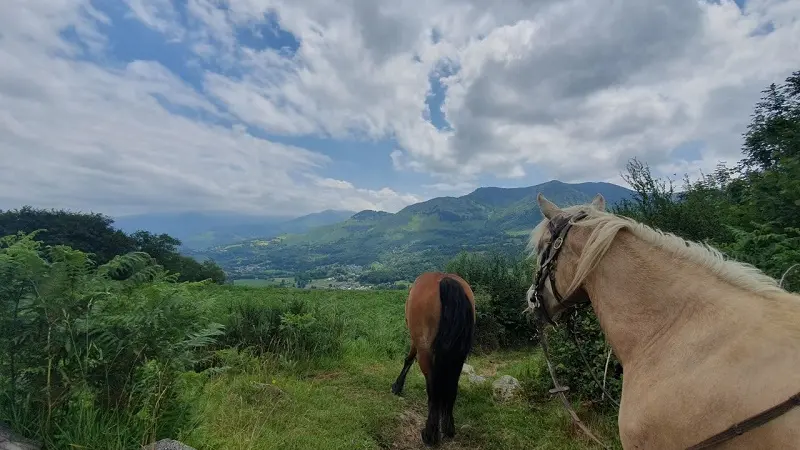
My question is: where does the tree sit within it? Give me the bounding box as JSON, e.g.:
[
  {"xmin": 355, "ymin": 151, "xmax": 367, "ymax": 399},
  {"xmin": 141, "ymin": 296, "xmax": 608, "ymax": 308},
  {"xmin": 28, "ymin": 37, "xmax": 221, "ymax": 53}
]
[
  {"xmin": 740, "ymin": 71, "xmax": 800, "ymax": 173},
  {"xmin": 129, "ymin": 230, "xmax": 182, "ymax": 266},
  {"xmin": 0, "ymin": 206, "xmax": 135, "ymax": 264},
  {"xmin": 128, "ymin": 230, "xmax": 226, "ymax": 284}
]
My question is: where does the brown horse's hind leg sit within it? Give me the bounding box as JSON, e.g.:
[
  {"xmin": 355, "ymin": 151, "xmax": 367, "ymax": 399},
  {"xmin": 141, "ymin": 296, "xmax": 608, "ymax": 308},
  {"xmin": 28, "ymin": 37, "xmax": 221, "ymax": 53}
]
[
  {"xmin": 440, "ymin": 392, "xmax": 456, "ymax": 439},
  {"xmin": 417, "ymin": 348, "xmax": 440, "ymax": 446},
  {"xmin": 391, "ymin": 345, "xmax": 418, "ymax": 395}
]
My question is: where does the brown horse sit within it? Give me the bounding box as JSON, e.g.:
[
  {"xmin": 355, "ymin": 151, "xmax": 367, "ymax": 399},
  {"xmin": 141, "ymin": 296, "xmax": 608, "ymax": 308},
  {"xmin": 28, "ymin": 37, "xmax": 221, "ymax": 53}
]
[{"xmin": 391, "ymin": 272, "xmax": 476, "ymax": 446}]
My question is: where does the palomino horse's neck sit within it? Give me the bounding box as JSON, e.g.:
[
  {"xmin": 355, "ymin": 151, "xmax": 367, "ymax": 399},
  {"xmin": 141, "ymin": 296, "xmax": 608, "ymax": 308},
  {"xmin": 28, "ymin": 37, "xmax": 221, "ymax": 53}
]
[{"xmin": 579, "ymin": 230, "xmax": 743, "ymax": 368}]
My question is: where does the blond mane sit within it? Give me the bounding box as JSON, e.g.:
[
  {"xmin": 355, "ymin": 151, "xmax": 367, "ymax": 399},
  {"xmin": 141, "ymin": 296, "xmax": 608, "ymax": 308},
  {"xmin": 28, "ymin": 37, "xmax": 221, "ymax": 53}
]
[{"xmin": 527, "ymin": 204, "xmax": 785, "ymax": 297}]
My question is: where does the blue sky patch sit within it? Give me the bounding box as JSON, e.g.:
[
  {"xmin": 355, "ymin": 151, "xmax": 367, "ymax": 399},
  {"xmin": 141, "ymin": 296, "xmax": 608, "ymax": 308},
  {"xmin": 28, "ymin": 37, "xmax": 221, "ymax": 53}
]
[
  {"xmin": 425, "ymin": 59, "xmax": 459, "ymax": 131},
  {"xmin": 234, "ymin": 10, "xmax": 300, "ymax": 55},
  {"xmin": 670, "ymin": 140, "xmax": 704, "ymax": 162}
]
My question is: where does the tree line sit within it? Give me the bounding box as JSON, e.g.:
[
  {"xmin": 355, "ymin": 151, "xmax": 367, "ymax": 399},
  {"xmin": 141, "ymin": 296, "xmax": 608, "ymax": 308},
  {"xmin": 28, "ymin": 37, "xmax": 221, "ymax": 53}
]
[{"xmin": 0, "ymin": 206, "xmax": 226, "ymax": 284}]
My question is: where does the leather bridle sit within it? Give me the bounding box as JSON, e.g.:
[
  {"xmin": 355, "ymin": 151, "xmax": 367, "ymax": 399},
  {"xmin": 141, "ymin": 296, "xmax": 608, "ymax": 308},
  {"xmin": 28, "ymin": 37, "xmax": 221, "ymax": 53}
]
[
  {"xmin": 528, "ymin": 210, "xmax": 800, "ymax": 449},
  {"xmin": 528, "ymin": 210, "xmax": 616, "ymax": 449},
  {"xmin": 529, "ymin": 210, "xmax": 589, "ymax": 325}
]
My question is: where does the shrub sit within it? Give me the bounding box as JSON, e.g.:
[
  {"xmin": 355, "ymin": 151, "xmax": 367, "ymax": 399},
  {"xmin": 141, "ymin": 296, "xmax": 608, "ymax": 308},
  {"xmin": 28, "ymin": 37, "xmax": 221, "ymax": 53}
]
[
  {"xmin": 446, "ymin": 251, "xmax": 538, "ymax": 350},
  {"xmin": 539, "ymin": 309, "xmax": 622, "ymax": 410},
  {"xmin": 0, "ymin": 232, "xmax": 223, "ymax": 449},
  {"xmin": 220, "ymin": 296, "xmax": 346, "ymax": 366}
]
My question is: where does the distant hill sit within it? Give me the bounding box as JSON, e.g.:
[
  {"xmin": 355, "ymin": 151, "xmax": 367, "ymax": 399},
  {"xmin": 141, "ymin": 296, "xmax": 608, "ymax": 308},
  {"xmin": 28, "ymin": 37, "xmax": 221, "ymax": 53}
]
[
  {"xmin": 194, "ymin": 180, "xmax": 635, "ymax": 280},
  {"xmin": 114, "ymin": 209, "xmax": 356, "ymax": 249}
]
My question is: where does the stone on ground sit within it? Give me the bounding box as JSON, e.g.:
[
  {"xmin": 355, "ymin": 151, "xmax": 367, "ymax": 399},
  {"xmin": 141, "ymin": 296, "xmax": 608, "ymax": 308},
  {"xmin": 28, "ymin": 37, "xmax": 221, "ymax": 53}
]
[
  {"xmin": 0, "ymin": 422, "xmax": 41, "ymax": 450},
  {"xmin": 467, "ymin": 373, "xmax": 486, "ymax": 384},
  {"xmin": 492, "ymin": 375, "xmax": 521, "ymax": 402},
  {"xmin": 142, "ymin": 439, "xmax": 197, "ymax": 450}
]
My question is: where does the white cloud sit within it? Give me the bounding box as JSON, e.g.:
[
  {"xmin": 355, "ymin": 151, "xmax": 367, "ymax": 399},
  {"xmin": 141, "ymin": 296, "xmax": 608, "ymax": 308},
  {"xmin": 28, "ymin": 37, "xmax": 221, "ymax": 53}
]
[
  {"xmin": 171, "ymin": 0, "xmax": 799, "ymax": 182},
  {"xmin": 1, "ymin": 0, "xmax": 799, "ymax": 218},
  {"xmin": 305, "ymin": 176, "xmax": 421, "ymax": 211},
  {"xmin": 0, "ymin": 0, "xmax": 421, "ymax": 216},
  {"xmin": 123, "ymin": 0, "xmax": 185, "ymax": 41}
]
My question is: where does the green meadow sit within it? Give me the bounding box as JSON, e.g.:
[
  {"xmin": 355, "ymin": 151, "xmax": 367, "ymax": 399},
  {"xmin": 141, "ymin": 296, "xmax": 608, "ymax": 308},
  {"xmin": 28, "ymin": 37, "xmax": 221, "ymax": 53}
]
[{"xmin": 185, "ymin": 286, "xmax": 621, "ymax": 450}]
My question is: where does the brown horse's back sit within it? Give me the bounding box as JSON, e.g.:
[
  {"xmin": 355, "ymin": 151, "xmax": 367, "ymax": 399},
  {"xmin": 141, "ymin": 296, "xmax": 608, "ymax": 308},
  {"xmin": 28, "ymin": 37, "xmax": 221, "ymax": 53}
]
[{"xmin": 405, "ymin": 272, "xmax": 475, "ymax": 354}]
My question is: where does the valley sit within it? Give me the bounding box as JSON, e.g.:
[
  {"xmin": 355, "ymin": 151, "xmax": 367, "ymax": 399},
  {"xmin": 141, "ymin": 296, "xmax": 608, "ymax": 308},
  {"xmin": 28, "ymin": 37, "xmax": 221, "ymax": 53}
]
[{"xmin": 191, "ymin": 180, "xmax": 636, "ymax": 286}]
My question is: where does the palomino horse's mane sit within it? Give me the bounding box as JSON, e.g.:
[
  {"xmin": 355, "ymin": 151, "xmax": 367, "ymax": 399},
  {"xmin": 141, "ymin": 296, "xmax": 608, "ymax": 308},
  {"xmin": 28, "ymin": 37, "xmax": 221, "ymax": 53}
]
[{"xmin": 527, "ymin": 203, "xmax": 785, "ymax": 298}]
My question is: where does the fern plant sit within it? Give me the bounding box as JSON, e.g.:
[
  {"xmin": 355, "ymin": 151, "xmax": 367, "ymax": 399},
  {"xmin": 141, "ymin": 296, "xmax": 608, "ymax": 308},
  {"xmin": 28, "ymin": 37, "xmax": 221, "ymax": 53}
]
[{"xmin": 0, "ymin": 232, "xmax": 223, "ymax": 449}]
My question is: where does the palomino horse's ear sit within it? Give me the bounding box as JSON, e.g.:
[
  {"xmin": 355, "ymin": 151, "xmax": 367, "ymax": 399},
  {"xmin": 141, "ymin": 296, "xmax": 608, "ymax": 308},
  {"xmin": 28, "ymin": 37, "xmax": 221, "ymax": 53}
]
[
  {"xmin": 591, "ymin": 193, "xmax": 606, "ymax": 211},
  {"xmin": 537, "ymin": 193, "xmax": 561, "ymax": 219}
]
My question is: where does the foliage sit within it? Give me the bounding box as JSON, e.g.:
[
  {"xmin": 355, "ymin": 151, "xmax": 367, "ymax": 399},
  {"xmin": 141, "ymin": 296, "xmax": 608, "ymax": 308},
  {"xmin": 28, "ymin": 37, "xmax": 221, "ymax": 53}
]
[
  {"xmin": 740, "ymin": 72, "xmax": 800, "ymax": 173},
  {"xmin": 446, "ymin": 251, "xmax": 538, "ymax": 351},
  {"xmin": 0, "ymin": 206, "xmax": 136, "ymax": 264},
  {"xmin": 218, "ymin": 294, "xmax": 346, "ymax": 369},
  {"xmin": 0, "ymin": 207, "xmax": 227, "ymax": 284},
  {"xmin": 0, "ymin": 232, "xmax": 223, "ymax": 449}
]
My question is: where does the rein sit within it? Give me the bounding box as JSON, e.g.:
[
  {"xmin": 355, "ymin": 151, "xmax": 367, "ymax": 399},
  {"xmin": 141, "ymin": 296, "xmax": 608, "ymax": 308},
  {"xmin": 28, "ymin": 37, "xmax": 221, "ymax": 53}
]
[
  {"xmin": 534, "ymin": 315, "xmax": 611, "ymax": 449},
  {"xmin": 529, "ymin": 210, "xmax": 800, "ymax": 449}
]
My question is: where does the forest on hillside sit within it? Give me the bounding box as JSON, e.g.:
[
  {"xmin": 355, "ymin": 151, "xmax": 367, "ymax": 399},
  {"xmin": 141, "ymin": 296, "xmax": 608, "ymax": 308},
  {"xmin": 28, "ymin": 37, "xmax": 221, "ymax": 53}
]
[
  {"xmin": 0, "ymin": 208, "xmax": 227, "ymax": 284},
  {"xmin": 0, "ymin": 70, "xmax": 797, "ymax": 449}
]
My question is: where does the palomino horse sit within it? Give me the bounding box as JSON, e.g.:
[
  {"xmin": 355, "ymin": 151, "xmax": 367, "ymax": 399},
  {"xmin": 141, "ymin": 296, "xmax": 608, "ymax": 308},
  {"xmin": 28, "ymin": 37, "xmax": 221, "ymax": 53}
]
[
  {"xmin": 527, "ymin": 193, "xmax": 800, "ymax": 449},
  {"xmin": 391, "ymin": 272, "xmax": 476, "ymax": 446}
]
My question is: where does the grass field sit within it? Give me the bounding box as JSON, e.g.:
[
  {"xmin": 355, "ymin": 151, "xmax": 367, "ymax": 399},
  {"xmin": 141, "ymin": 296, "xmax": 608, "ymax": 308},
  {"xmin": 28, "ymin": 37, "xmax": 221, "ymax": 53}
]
[
  {"xmin": 233, "ymin": 277, "xmax": 374, "ymax": 290},
  {"xmin": 233, "ymin": 278, "xmax": 295, "ymax": 287},
  {"xmin": 181, "ymin": 286, "xmax": 621, "ymax": 450}
]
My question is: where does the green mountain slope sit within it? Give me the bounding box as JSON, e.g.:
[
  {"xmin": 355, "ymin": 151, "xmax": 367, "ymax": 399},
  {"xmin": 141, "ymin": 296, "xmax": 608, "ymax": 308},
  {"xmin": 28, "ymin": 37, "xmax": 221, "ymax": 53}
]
[
  {"xmin": 116, "ymin": 209, "xmax": 356, "ymax": 250},
  {"xmin": 196, "ymin": 180, "xmax": 634, "ymax": 280}
]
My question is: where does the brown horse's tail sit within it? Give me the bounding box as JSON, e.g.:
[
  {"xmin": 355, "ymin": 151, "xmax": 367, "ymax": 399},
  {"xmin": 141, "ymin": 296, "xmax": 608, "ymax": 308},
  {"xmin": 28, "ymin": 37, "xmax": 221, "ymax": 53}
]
[{"xmin": 431, "ymin": 277, "xmax": 475, "ymax": 411}]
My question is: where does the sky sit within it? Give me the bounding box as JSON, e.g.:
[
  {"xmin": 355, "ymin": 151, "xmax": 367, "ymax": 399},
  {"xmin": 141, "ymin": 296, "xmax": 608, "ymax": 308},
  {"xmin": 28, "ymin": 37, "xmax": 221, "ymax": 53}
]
[{"xmin": 0, "ymin": 0, "xmax": 798, "ymax": 217}]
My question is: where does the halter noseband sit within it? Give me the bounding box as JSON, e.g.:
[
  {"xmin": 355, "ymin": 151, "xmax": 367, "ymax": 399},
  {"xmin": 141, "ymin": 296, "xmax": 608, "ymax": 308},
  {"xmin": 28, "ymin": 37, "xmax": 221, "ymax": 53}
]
[{"xmin": 530, "ymin": 210, "xmax": 588, "ymax": 325}]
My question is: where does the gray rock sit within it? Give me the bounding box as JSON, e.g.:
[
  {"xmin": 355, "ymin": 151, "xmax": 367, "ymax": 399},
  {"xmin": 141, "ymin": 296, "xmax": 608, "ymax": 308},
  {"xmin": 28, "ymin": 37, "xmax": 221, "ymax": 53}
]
[
  {"xmin": 461, "ymin": 364, "xmax": 475, "ymax": 375},
  {"xmin": 142, "ymin": 439, "xmax": 197, "ymax": 450},
  {"xmin": 492, "ymin": 375, "xmax": 521, "ymax": 402},
  {"xmin": 468, "ymin": 373, "xmax": 486, "ymax": 385},
  {"xmin": 0, "ymin": 422, "xmax": 41, "ymax": 450}
]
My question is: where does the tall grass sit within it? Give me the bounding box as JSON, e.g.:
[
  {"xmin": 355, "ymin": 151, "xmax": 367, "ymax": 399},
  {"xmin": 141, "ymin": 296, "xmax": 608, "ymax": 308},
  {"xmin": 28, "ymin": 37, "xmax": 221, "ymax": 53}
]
[{"xmin": 217, "ymin": 293, "xmax": 347, "ymax": 372}]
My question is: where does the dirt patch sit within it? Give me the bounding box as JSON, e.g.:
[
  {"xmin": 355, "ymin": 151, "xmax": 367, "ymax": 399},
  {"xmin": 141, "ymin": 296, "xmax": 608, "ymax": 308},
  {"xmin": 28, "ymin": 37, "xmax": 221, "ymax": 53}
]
[
  {"xmin": 310, "ymin": 371, "xmax": 344, "ymax": 381},
  {"xmin": 388, "ymin": 408, "xmax": 482, "ymax": 450},
  {"xmin": 363, "ymin": 364, "xmax": 388, "ymax": 375}
]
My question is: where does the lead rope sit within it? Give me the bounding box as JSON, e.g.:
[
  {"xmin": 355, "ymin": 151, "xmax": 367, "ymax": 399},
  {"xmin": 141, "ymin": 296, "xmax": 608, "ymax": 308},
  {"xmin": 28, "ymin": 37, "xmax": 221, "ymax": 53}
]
[
  {"xmin": 536, "ymin": 318, "xmax": 611, "ymax": 449},
  {"xmin": 566, "ymin": 312, "xmax": 621, "ymax": 408}
]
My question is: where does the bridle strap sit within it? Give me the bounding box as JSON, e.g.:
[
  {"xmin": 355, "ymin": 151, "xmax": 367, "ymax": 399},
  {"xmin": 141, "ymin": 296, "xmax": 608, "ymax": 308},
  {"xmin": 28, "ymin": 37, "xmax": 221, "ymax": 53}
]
[
  {"xmin": 532, "ymin": 211, "xmax": 588, "ymax": 325},
  {"xmin": 686, "ymin": 392, "xmax": 800, "ymax": 449}
]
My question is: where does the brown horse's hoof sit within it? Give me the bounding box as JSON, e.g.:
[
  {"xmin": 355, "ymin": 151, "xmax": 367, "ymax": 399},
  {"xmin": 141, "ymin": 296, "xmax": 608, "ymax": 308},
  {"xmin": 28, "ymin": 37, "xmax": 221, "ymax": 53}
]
[
  {"xmin": 421, "ymin": 427, "xmax": 439, "ymax": 446},
  {"xmin": 442, "ymin": 423, "xmax": 455, "ymax": 439},
  {"xmin": 391, "ymin": 382, "xmax": 402, "ymax": 396}
]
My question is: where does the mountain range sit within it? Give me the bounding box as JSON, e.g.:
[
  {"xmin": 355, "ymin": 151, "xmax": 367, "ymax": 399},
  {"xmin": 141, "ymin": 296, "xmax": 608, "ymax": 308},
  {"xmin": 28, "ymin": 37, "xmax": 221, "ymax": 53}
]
[
  {"xmin": 114, "ymin": 209, "xmax": 356, "ymax": 249},
  {"xmin": 188, "ymin": 180, "xmax": 636, "ymax": 281}
]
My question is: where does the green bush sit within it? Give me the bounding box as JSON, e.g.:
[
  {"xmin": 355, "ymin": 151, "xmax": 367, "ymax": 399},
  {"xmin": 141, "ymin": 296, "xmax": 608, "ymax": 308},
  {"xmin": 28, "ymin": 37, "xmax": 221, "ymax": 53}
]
[
  {"xmin": 220, "ymin": 296, "xmax": 346, "ymax": 366},
  {"xmin": 446, "ymin": 251, "xmax": 538, "ymax": 351},
  {"xmin": 0, "ymin": 232, "xmax": 223, "ymax": 449},
  {"xmin": 540, "ymin": 310, "xmax": 622, "ymax": 410}
]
